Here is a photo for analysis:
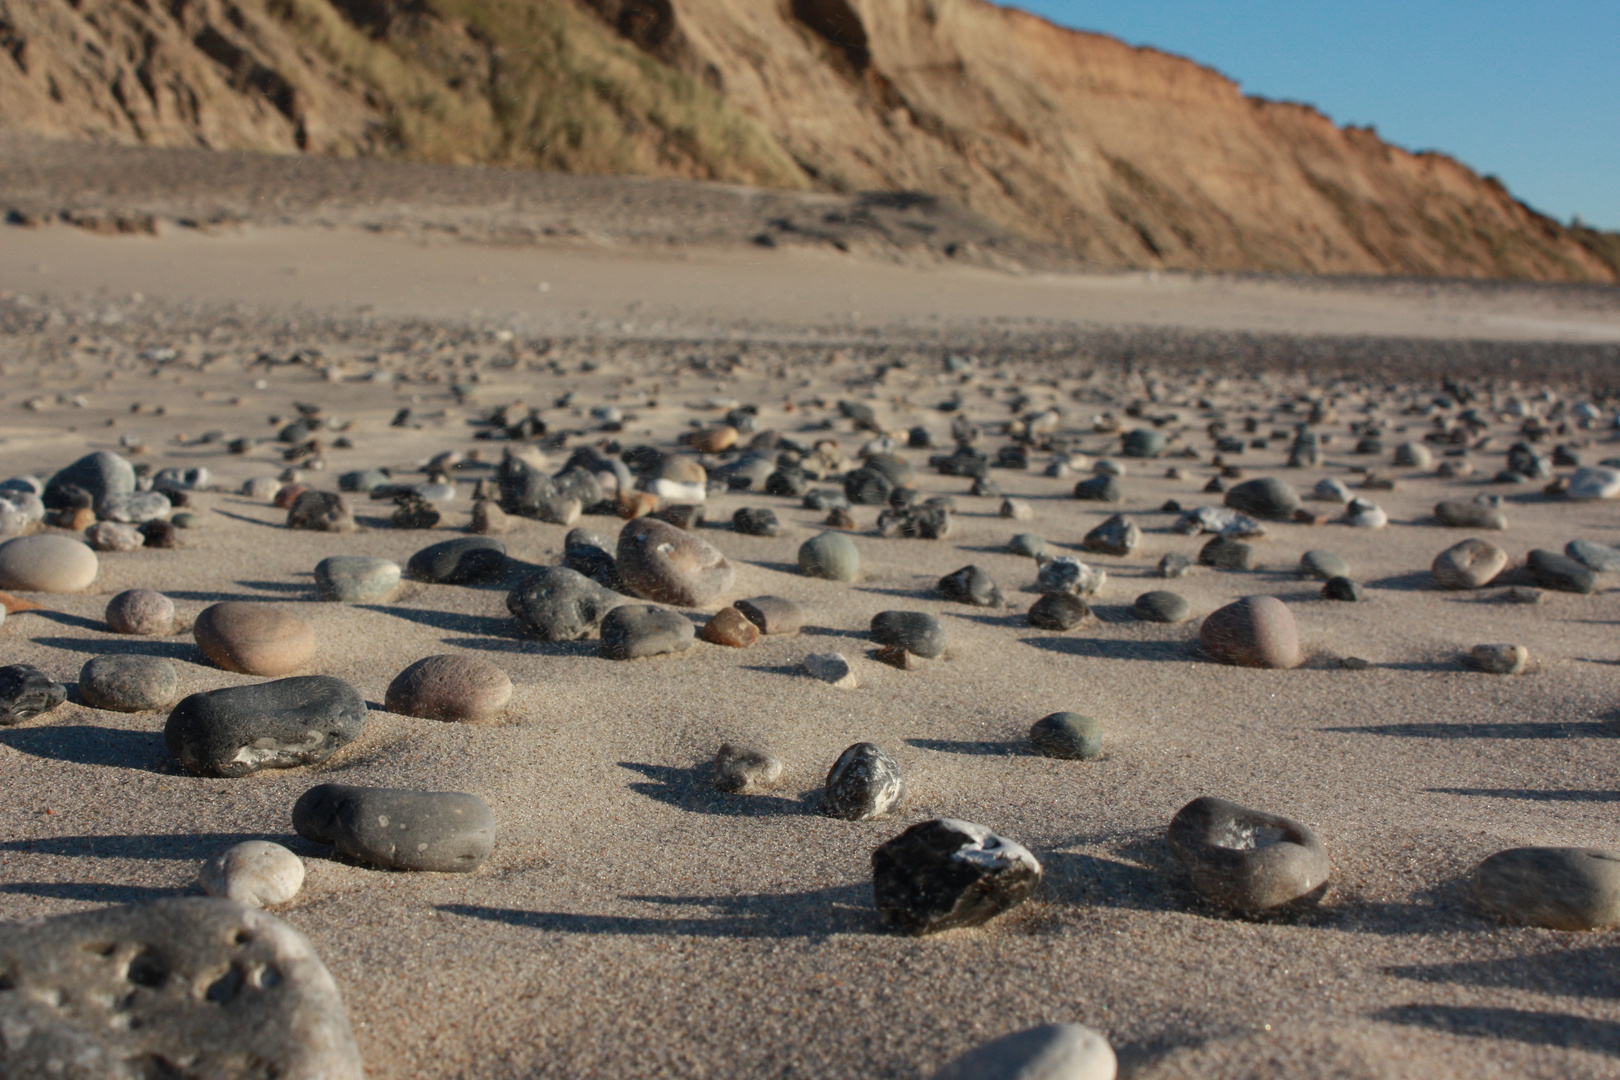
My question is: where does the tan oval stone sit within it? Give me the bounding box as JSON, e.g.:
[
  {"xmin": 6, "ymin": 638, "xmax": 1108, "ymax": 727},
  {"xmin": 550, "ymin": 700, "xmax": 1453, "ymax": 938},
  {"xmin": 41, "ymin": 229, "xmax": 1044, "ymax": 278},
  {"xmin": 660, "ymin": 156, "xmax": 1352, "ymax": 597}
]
[
  {"xmin": 0, "ymin": 534, "xmax": 99, "ymax": 593},
  {"xmin": 194, "ymin": 602, "xmax": 316, "ymax": 676},
  {"xmin": 384, "ymin": 654, "xmax": 513, "ymax": 723},
  {"xmin": 617, "ymin": 518, "xmax": 735, "ymax": 606},
  {"xmin": 685, "ymin": 426, "xmax": 739, "ymax": 454}
]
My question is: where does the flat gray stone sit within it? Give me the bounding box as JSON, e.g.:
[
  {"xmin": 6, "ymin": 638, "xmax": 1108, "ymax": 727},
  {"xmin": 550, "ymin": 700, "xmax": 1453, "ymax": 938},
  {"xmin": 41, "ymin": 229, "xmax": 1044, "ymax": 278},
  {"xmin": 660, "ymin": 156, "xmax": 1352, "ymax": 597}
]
[
  {"xmin": 1474, "ymin": 847, "xmax": 1620, "ymax": 930},
  {"xmin": 293, "ymin": 783, "xmax": 495, "ymax": 872},
  {"xmin": 1134, "ymin": 590, "xmax": 1190, "ymax": 623},
  {"xmin": 1568, "ymin": 539, "xmax": 1620, "ymax": 573},
  {"xmin": 314, "ymin": 556, "xmax": 401, "ymax": 603},
  {"xmin": 78, "ymin": 655, "xmax": 179, "ymax": 712},
  {"xmin": 600, "ymin": 604, "xmax": 696, "ymax": 660},
  {"xmin": 1030, "ymin": 712, "xmax": 1103, "ymax": 759},
  {"xmin": 1299, "ymin": 550, "xmax": 1349, "ymax": 581}
]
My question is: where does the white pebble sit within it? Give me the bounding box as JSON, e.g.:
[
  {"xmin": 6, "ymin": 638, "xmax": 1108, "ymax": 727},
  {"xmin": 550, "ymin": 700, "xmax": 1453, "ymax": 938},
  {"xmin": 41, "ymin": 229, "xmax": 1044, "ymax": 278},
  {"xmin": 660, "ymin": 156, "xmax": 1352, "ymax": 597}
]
[{"xmin": 198, "ymin": 841, "xmax": 305, "ymax": 909}]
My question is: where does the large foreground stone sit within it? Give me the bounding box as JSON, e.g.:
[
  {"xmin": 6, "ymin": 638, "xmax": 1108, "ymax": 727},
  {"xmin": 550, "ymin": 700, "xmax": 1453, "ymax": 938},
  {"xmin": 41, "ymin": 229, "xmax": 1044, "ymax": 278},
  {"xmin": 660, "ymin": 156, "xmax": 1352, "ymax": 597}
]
[
  {"xmin": 293, "ymin": 783, "xmax": 495, "ymax": 872},
  {"xmin": 1167, "ymin": 796, "xmax": 1330, "ymax": 916},
  {"xmin": 873, "ymin": 818, "xmax": 1043, "ymax": 936},
  {"xmin": 165, "ymin": 676, "xmax": 367, "ymax": 778},
  {"xmin": 0, "ymin": 896, "xmax": 363, "ymax": 1080}
]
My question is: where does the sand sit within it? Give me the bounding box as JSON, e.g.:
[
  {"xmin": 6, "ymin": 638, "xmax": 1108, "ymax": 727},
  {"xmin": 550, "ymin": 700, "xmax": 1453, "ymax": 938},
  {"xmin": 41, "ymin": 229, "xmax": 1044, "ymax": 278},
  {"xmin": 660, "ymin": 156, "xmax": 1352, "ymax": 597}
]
[{"xmin": 3, "ymin": 142, "xmax": 1620, "ymax": 1079}]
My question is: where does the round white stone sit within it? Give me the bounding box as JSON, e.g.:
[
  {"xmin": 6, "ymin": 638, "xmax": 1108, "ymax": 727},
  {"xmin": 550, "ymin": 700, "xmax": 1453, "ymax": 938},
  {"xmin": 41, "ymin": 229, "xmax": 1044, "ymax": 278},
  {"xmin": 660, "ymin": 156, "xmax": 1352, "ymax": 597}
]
[{"xmin": 198, "ymin": 841, "xmax": 306, "ymax": 908}]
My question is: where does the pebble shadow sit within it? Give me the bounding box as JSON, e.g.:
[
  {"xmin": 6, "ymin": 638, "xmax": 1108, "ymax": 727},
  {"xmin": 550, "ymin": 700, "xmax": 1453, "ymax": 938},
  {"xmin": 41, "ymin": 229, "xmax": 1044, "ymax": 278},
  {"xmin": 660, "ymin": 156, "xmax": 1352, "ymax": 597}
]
[
  {"xmin": 1427, "ymin": 787, "xmax": 1620, "ymax": 802},
  {"xmin": 442, "ymin": 636, "xmax": 600, "ymax": 658},
  {"xmin": 1386, "ymin": 945, "xmax": 1620, "ymax": 1000},
  {"xmin": 28, "ymin": 610, "xmax": 107, "ymax": 632},
  {"xmin": 1322, "ymin": 721, "xmax": 1620, "ymax": 739},
  {"xmin": 209, "ymin": 508, "xmax": 283, "ymax": 529},
  {"xmin": 1371, "ymin": 1005, "xmax": 1620, "ymax": 1055},
  {"xmin": 356, "ymin": 604, "xmax": 516, "ymax": 637},
  {"xmin": 28, "ymin": 635, "xmax": 200, "ymax": 661},
  {"xmin": 618, "ymin": 762, "xmax": 815, "ymax": 818},
  {"xmin": 0, "ymin": 724, "xmax": 180, "ymax": 773},
  {"xmin": 0, "ymin": 882, "xmax": 188, "ymax": 903},
  {"xmin": 906, "ymin": 738, "xmax": 1031, "ymax": 757},
  {"xmin": 1021, "ymin": 636, "xmax": 1198, "ymax": 662},
  {"xmin": 0, "ymin": 832, "xmax": 287, "ymax": 860}
]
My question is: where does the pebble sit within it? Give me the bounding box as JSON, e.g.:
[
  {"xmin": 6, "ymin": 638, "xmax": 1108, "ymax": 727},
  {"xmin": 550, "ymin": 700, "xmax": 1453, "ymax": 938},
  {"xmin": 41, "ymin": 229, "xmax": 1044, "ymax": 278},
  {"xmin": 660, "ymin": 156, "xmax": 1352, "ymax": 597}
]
[
  {"xmin": 1121, "ymin": 428, "xmax": 1167, "ymax": 458},
  {"xmin": 1506, "ymin": 586, "xmax": 1543, "ymax": 604},
  {"xmin": 1008, "ymin": 532, "xmax": 1046, "ymax": 558},
  {"xmin": 1133, "ymin": 590, "xmax": 1190, "ymax": 623},
  {"xmin": 1167, "ymin": 795, "xmax": 1331, "ymax": 915},
  {"xmin": 78, "ymin": 655, "xmax": 179, "ymax": 712},
  {"xmin": 1299, "ymin": 550, "xmax": 1349, "ymax": 580},
  {"xmin": 166, "ymin": 675, "xmax": 367, "ymax": 778},
  {"xmin": 171, "ymin": 511, "xmax": 200, "ymax": 529},
  {"xmin": 242, "ymin": 475, "xmax": 281, "ymax": 500},
  {"xmin": 872, "ymin": 818, "xmax": 1042, "ymax": 936},
  {"xmin": 100, "ymin": 490, "xmax": 172, "ymax": 524},
  {"xmin": 1036, "ymin": 556, "xmax": 1106, "ymax": 596},
  {"xmin": 1174, "ymin": 506, "xmax": 1265, "ymax": 537},
  {"xmin": 470, "ymin": 499, "xmax": 512, "ymax": 535},
  {"xmin": 194, "ymin": 602, "xmax": 316, "ymax": 676},
  {"xmin": 600, "ymin": 603, "xmax": 696, "ymax": 659},
  {"xmin": 798, "ymin": 531, "xmax": 861, "ymax": 581},
  {"xmin": 1431, "ymin": 538, "xmax": 1508, "ymax": 589},
  {"xmin": 564, "ymin": 527, "xmax": 620, "ymax": 588},
  {"xmin": 0, "ymin": 897, "xmax": 363, "ymax": 1079},
  {"xmin": 1224, "ymin": 476, "xmax": 1300, "ymax": 520},
  {"xmin": 407, "ymin": 536, "xmax": 508, "ymax": 585},
  {"xmin": 1072, "ymin": 475, "xmax": 1120, "ymax": 501},
  {"xmin": 1471, "ymin": 643, "xmax": 1528, "ymax": 674},
  {"xmin": 0, "ymin": 664, "xmax": 67, "ymax": 725},
  {"xmin": 822, "ymin": 742, "xmax": 905, "ymax": 819},
  {"xmin": 735, "ymin": 595, "xmax": 803, "ymax": 635},
  {"xmin": 293, "ymin": 783, "xmax": 496, "ymax": 872},
  {"xmin": 391, "ymin": 494, "xmax": 441, "ymax": 528},
  {"xmin": 140, "ymin": 519, "xmax": 179, "ymax": 549},
  {"xmin": 712, "ymin": 743, "xmax": 783, "ymax": 793},
  {"xmin": 617, "ymin": 518, "xmax": 736, "ymax": 606},
  {"xmin": 43, "ymin": 450, "xmax": 136, "ymax": 511},
  {"xmin": 1434, "ymin": 499, "xmax": 1507, "ymax": 530},
  {"xmin": 1566, "ymin": 466, "xmax": 1620, "ymax": 500},
  {"xmin": 1322, "ymin": 576, "xmax": 1364, "ymax": 601},
  {"xmin": 1082, "ymin": 513, "xmax": 1141, "ymax": 556},
  {"xmin": 1198, "ymin": 535, "xmax": 1256, "ymax": 570},
  {"xmin": 1000, "ymin": 498, "xmax": 1034, "ymax": 521},
  {"xmin": 1026, "ymin": 592, "xmax": 1093, "ymax": 630},
  {"xmin": 1343, "ymin": 497, "xmax": 1387, "ymax": 529},
  {"xmin": 803, "ymin": 652, "xmax": 859, "ymax": 688},
  {"xmin": 105, "ymin": 588, "xmax": 177, "ymax": 635},
  {"xmin": 339, "ymin": 469, "xmax": 391, "ymax": 493},
  {"xmin": 1158, "ymin": 552, "xmax": 1192, "ymax": 578},
  {"xmin": 1029, "ymin": 712, "xmax": 1103, "ymax": 759},
  {"xmin": 937, "ymin": 564, "xmax": 1003, "ymax": 607},
  {"xmin": 1311, "ymin": 477, "xmax": 1352, "ymax": 503},
  {"xmin": 507, "ymin": 566, "xmax": 628, "ymax": 640},
  {"xmin": 198, "ymin": 841, "xmax": 305, "ymax": 908},
  {"xmin": 385, "ymin": 654, "xmax": 513, "ymax": 722},
  {"xmin": 1527, "ymin": 548, "xmax": 1597, "ymax": 593},
  {"xmin": 1393, "ymin": 441, "xmax": 1432, "ymax": 468},
  {"xmin": 1199, "ymin": 596, "xmax": 1301, "ymax": 669},
  {"xmin": 1473, "ymin": 847, "xmax": 1620, "ymax": 930},
  {"xmin": 871, "ymin": 610, "xmax": 946, "ymax": 658},
  {"xmin": 928, "ymin": 1023, "xmax": 1117, "ymax": 1080},
  {"xmin": 701, "ymin": 606, "xmax": 761, "ymax": 647},
  {"xmin": 732, "ymin": 507, "xmax": 782, "ymax": 536},
  {"xmin": 1568, "ymin": 539, "xmax": 1620, "ymax": 572},
  {"xmin": 286, "ymin": 490, "xmax": 357, "ymax": 532},
  {"xmin": 0, "ymin": 534, "xmax": 99, "ymax": 592},
  {"xmin": 315, "ymin": 555, "xmax": 402, "ymax": 602}
]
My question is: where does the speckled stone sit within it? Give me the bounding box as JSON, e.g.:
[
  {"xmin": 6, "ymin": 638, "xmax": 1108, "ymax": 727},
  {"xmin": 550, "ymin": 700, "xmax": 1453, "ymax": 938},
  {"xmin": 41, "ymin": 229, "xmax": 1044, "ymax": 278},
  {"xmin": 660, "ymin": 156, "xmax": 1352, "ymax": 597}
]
[
  {"xmin": 1470, "ymin": 643, "xmax": 1528, "ymax": 674},
  {"xmin": 1029, "ymin": 712, "xmax": 1103, "ymax": 759},
  {"xmin": 1199, "ymin": 596, "xmax": 1301, "ymax": 669},
  {"xmin": 78, "ymin": 655, "xmax": 179, "ymax": 712},
  {"xmin": 105, "ymin": 588, "xmax": 176, "ymax": 635},
  {"xmin": 1473, "ymin": 847, "xmax": 1620, "ymax": 930},
  {"xmin": 293, "ymin": 783, "xmax": 495, "ymax": 872},
  {"xmin": 1199, "ymin": 535, "xmax": 1256, "ymax": 570},
  {"xmin": 1027, "ymin": 593, "xmax": 1094, "ymax": 631},
  {"xmin": 193, "ymin": 602, "xmax": 316, "ymax": 676},
  {"xmin": 822, "ymin": 742, "xmax": 905, "ymax": 820},
  {"xmin": 1167, "ymin": 795, "xmax": 1331, "ymax": 916},
  {"xmin": 385, "ymin": 654, "xmax": 513, "ymax": 722},
  {"xmin": 937, "ymin": 565, "xmax": 1003, "ymax": 607},
  {"xmin": 871, "ymin": 611, "xmax": 946, "ymax": 659},
  {"xmin": 712, "ymin": 743, "xmax": 783, "ymax": 793},
  {"xmin": 600, "ymin": 603, "xmax": 697, "ymax": 660},
  {"xmin": 872, "ymin": 818, "xmax": 1042, "ymax": 936},
  {"xmin": 0, "ymin": 534, "xmax": 98, "ymax": 592},
  {"xmin": 286, "ymin": 490, "xmax": 356, "ymax": 532},
  {"xmin": 507, "ymin": 566, "xmax": 628, "ymax": 641},
  {"xmin": 1431, "ymin": 538, "xmax": 1509, "ymax": 589}
]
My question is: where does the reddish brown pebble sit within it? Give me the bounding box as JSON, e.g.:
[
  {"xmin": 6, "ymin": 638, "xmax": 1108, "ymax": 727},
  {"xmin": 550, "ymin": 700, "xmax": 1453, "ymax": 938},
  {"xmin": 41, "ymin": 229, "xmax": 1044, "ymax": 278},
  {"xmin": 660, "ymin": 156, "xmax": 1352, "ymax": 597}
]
[
  {"xmin": 273, "ymin": 484, "xmax": 310, "ymax": 509},
  {"xmin": 65, "ymin": 507, "xmax": 97, "ymax": 530},
  {"xmin": 105, "ymin": 589, "xmax": 176, "ymax": 635},
  {"xmin": 385, "ymin": 654, "xmax": 513, "ymax": 722},
  {"xmin": 0, "ymin": 591, "xmax": 44, "ymax": 614},
  {"xmin": 684, "ymin": 426, "xmax": 739, "ymax": 454},
  {"xmin": 700, "ymin": 607, "xmax": 760, "ymax": 648},
  {"xmin": 875, "ymin": 645, "xmax": 916, "ymax": 669},
  {"xmin": 194, "ymin": 602, "xmax": 316, "ymax": 676}
]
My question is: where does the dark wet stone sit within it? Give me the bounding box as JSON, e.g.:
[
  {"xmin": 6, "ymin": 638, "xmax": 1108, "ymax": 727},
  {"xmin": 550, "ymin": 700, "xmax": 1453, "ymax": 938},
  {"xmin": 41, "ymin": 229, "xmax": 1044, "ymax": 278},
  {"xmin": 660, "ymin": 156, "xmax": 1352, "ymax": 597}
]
[
  {"xmin": 1082, "ymin": 513, "xmax": 1140, "ymax": 556},
  {"xmin": 0, "ymin": 664, "xmax": 67, "ymax": 725},
  {"xmin": 1027, "ymin": 593, "xmax": 1093, "ymax": 631},
  {"xmin": 1134, "ymin": 590, "xmax": 1190, "ymax": 623},
  {"xmin": 293, "ymin": 783, "xmax": 495, "ymax": 872},
  {"xmin": 1224, "ymin": 477, "xmax": 1300, "ymax": 520},
  {"xmin": 844, "ymin": 467, "xmax": 895, "ymax": 506},
  {"xmin": 937, "ymin": 565, "xmax": 1003, "ymax": 607},
  {"xmin": 407, "ymin": 536, "xmax": 507, "ymax": 585},
  {"xmin": 78, "ymin": 655, "xmax": 178, "ymax": 712},
  {"xmin": 1527, "ymin": 549, "xmax": 1597, "ymax": 594},
  {"xmin": 1029, "ymin": 712, "xmax": 1102, "ymax": 759},
  {"xmin": 931, "ymin": 447, "xmax": 989, "ymax": 478},
  {"xmin": 1073, "ymin": 475, "xmax": 1121, "ymax": 502},
  {"xmin": 600, "ymin": 603, "xmax": 697, "ymax": 659},
  {"xmin": 43, "ymin": 450, "xmax": 135, "ymax": 511},
  {"xmin": 165, "ymin": 676, "xmax": 367, "ymax": 779},
  {"xmin": 764, "ymin": 467, "xmax": 808, "ymax": 497},
  {"xmin": 391, "ymin": 494, "xmax": 440, "ymax": 529},
  {"xmin": 1199, "ymin": 535, "xmax": 1256, "ymax": 570},
  {"xmin": 564, "ymin": 527, "xmax": 619, "ymax": 588},
  {"xmin": 1167, "ymin": 795, "xmax": 1331, "ymax": 916},
  {"xmin": 507, "ymin": 566, "xmax": 628, "ymax": 640},
  {"xmin": 822, "ymin": 742, "xmax": 905, "ymax": 820},
  {"xmin": 735, "ymin": 595, "xmax": 804, "ymax": 635},
  {"xmin": 872, "ymin": 818, "xmax": 1042, "ymax": 935},
  {"xmin": 733, "ymin": 507, "xmax": 782, "ymax": 536},
  {"xmin": 870, "ymin": 611, "xmax": 946, "ymax": 658},
  {"xmin": 1322, "ymin": 576, "xmax": 1364, "ymax": 601},
  {"xmin": 1568, "ymin": 539, "xmax": 1620, "ymax": 573}
]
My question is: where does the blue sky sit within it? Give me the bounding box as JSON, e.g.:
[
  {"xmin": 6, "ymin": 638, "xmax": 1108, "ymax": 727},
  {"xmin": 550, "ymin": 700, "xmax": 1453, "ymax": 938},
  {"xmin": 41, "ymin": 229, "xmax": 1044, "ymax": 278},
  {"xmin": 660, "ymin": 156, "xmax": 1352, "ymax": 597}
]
[{"xmin": 1011, "ymin": 2, "xmax": 1620, "ymax": 230}]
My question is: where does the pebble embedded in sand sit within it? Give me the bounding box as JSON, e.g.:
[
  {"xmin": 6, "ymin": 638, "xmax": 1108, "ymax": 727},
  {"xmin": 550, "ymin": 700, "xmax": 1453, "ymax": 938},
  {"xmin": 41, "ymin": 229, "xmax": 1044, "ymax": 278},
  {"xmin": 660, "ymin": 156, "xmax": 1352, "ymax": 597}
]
[
  {"xmin": 315, "ymin": 555, "xmax": 401, "ymax": 602},
  {"xmin": 1393, "ymin": 441, "xmax": 1432, "ymax": 468},
  {"xmin": 293, "ymin": 783, "xmax": 495, "ymax": 872},
  {"xmin": 712, "ymin": 743, "xmax": 783, "ymax": 793},
  {"xmin": 1028, "ymin": 592, "xmax": 1094, "ymax": 631},
  {"xmin": 0, "ymin": 664, "xmax": 67, "ymax": 725},
  {"xmin": 406, "ymin": 536, "xmax": 508, "ymax": 585},
  {"xmin": 1470, "ymin": 643, "xmax": 1528, "ymax": 674},
  {"xmin": 1312, "ymin": 477, "xmax": 1352, "ymax": 503},
  {"xmin": 617, "ymin": 517, "xmax": 735, "ymax": 606},
  {"xmin": 1036, "ymin": 556, "xmax": 1105, "ymax": 596},
  {"xmin": 1567, "ymin": 539, "xmax": 1620, "ymax": 572},
  {"xmin": 798, "ymin": 531, "xmax": 860, "ymax": 581},
  {"xmin": 1030, "ymin": 712, "xmax": 1103, "ymax": 759},
  {"xmin": 1158, "ymin": 552, "xmax": 1192, "ymax": 578},
  {"xmin": 1167, "ymin": 795, "xmax": 1330, "ymax": 916},
  {"xmin": 194, "ymin": 601, "xmax": 316, "ymax": 676},
  {"xmin": 1072, "ymin": 475, "xmax": 1120, "ymax": 502},
  {"xmin": 1199, "ymin": 535, "xmax": 1256, "ymax": 571},
  {"xmin": 1199, "ymin": 596, "xmax": 1301, "ymax": 669},
  {"xmin": 1082, "ymin": 513, "xmax": 1141, "ymax": 556},
  {"xmin": 564, "ymin": 527, "xmax": 619, "ymax": 588},
  {"xmin": 385, "ymin": 654, "xmax": 513, "ymax": 722},
  {"xmin": 0, "ymin": 534, "xmax": 99, "ymax": 592},
  {"xmin": 1434, "ymin": 499, "xmax": 1506, "ymax": 530},
  {"xmin": 732, "ymin": 507, "xmax": 781, "ymax": 536},
  {"xmin": 871, "ymin": 610, "xmax": 945, "ymax": 659},
  {"xmin": 1224, "ymin": 476, "xmax": 1300, "ymax": 520},
  {"xmin": 928, "ymin": 1023, "xmax": 1117, "ymax": 1080},
  {"xmin": 165, "ymin": 675, "xmax": 367, "ymax": 778},
  {"xmin": 1322, "ymin": 576, "xmax": 1364, "ymax": 601},
  {"xmin": 199, "ymin": 841, "xmax": 306, "ymax": 908},
  {"xmin": 43, "ymin": 449, "xmax": 135, "ymax": 510},
  {"xmin": 1431, "ymin": 538, "xmax": 1508, "ymax": 589},
  {"xmin": 105, "ymin": 588, "xmax": 176, "ymax": 635},
  {"xmin": 78, "ymin": 655, "xmax": 179, "ymax": 712},
  {"xmin": 100, "ymin": 490, "xmax": 172, "ymax": 524},
  {"xmin": 803, "ymin": 652, "xmax": 858, "ymax": 688},
  {"xmin": 1342, "ymin": 497, "xmax": 1387, "ymax": 529},
  {"xmin": 1008, "ymin": 532, "xmax": 1046, "ymax": 558},
  {"xmin": 600, "ymin": 603, "xmax": 696, "ymax": 659},
  {"xmin": 822, "ymin": 742, "xmax": 904, "ymax": 820},
  {"xmin": 1566, "ymin": 466, "xmax": 1620, "ymax": 500},
  {"xmin": 700, "ymin": 606, "xmax": 759, "ymax": 647},
  {"xmin": 872, "ymin": 818, "xmax": 1043, "ymax": 936},
  {"xmin": 1473, "ymin": 847, "xmax": 1620, "ymax": 930}
]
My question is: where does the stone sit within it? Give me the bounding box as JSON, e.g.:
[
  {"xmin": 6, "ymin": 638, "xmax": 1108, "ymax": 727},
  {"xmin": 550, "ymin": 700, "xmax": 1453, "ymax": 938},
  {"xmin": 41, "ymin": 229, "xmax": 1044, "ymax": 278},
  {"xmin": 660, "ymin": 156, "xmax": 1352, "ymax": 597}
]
[
  {"xmin": 338, "ymin": 469, "xmax": 390, "ymax": 493},
  {"xmin": 0, "ymin": 534, "xmax": 98, "ymax": 592},
  {"xmin": 928, "ymin": 1024, "xmax": 1116, "ymax": 1080},
  {"xmin": 293, "ymin": 783, "xmax": 495, "ymax": 872},
  {"xmin": 617, "ymin": 518, "xmax": 736, "ymax": 606},
  {"xmin": 1322, "ymin": 576, "xmax": 1364, "ymax": 601},
  {"xmin": 1134, "ymin": 590, "xmax": 1190, "ymax": 623},
  {"xmin": 100, "ymin": 491, "xmax": 172, "ymax": 524},
  {"xmin": 803, "ymin": 652, "xmax": 858, "ymax": 688},
  {"xmin": 1471, "ymin": 643, "xmax": 1528, "ymax": 674},
  {"xmin": 1008, "ymin": 533, "xmax": 1046, "ymax": 558},
  {"xmin": 315, "ymin": 555, "xmax": 402, "ymax": 603},
  {"xmin": 165, "ymin": 675, "xmax": 366, "ymax": 778},
  {"xmin": 1435, "ymin": 499, "xmax": 1507, "ymax": 529},
  {"xmin": 1225, "ymin": 477, "xmax": 1300, "ymax": 520},
  {"xmin": 600, "ymin": 603, "xmax": 696, "ymax": 659},
  {"xmin": 407, "ymin": 536, "xmax": 508, "ymax": 585},
  {"xmin": 385, "ymin": 654, "xmax": 513, "ymax": 722},
  {"xmin": 78, "ymin": 655, "xmax": 179, "ymax": 712},
  {"xmin": 1082, "ymin": 514, "xmax": 1141, "ymax": 556},
  {"xmin": 937, "ymin": 565, "xmax": 1003, "ymax": 607},
  {"xmin": 701, "ymin": 606, "xmax": 760, "ymax": 647},
  {"xmin": 822, "ymin": 742, "xmax": 905, "ymax": 820},
  {"xmin": 242, "ymin": 475, "xmax": 280, "ymax": 500},
  {"xmin": 286, "ymin": 490, "xmax": 356, "ymax": 532},
  {"xmin": 0, "ymin": 897, "xmax": 363, "ymax": 1080},
  {"xmin": 43, "ymin": 449, "xmax": 136, "ymax": 510},
  {"xmin": 391, "ymin": 494, "xmax": 441, "ymax": 529},
  {"xmin": 564, "ymin": 527, "xmax": 619, "ymax": 588},
  {"xmin": 194, "ymin": 602, "xmax": 316, "ymax": 676},
  {"xmin": 877, "ymin": 505, "xmax": 952, "ymax": 539},
  {"xmin": 1200, "ymin": 596, "xmax": 1301, "ymax": 669},
  {"xmin": 1121, "ymin": 428, "xmax": 1167, "ymax": 458},
  {"xmin": 1431, "ymin": 539, "xmax": 1508, "ymax": 589},
  {"xmin": 844, "ymin": 467, "xmax": 895, "ymax": 505},
  {"xmin": 1473, "ymin": 847, "xmax": 1620, "ymax": 931},
  {"xmin": 1311, "ymin": 477, "xmax": 1353, "ymax": 503},
  {"xmin": 729, "ymin": 506, "xmax": 780, "ymax": 537},
  {"xmin": 871, "ymin": 611, "xmax": 946, "ymax": 658},
  {"xmin": 1029, "ymin": 712, "xmax": 1103, "ymax": 759},
  {"xmin": 735, "ymin": 595, "xmax": 803, "ymax": 635},
  {"xmin": 1567, "ymin": 466, "xmax": 1620, "ymax": 500},
  {"xmin": 469, "ymin": 499, "xmax": 512, "ymax": 535},
  {"xmin": 1527, "ymin": 548, "xmax": 1597, "ymax": 594},
  {"xmin": 198, "ymin": 841, "xmax": 305, "ymax": 909},
  {"xmin": 0, "ymin": 664, "xmax": 67, "ymax": 725},
  {"xmin": 1567, "ymin": 538, "xmax": 1620, "ymax": 572},
  {"xmin": 1167, "ymin": 795, "xmax": 1331, "ymax": 916},
  {"xmin": 1000, "ymin": 498, "xmax": 1034, "ymax": 521},
  {"xmin": 1506, "ymin": 586, "xmax": 1544, "ymax": 604},
  {"xmin": 1199, "ymin": 535, "xmax": 1256, "ymax": 571},
  {"xmin": 1174, "ymin": 506, "xmax": 1265, "ymax": 538},
  {"xmin": 1037, "ymin": 556, "xmax": 1106, "ymax": 596},
  {"xmin": 507, "ymin": 566, "xmax": 628, "ymax": 641},
  {"xmin": 873, "ymin": 818, "xmax": 1042, "ymax": 936},
  {"xmin": 712, "ymin": 743, "xmax": 782, "ymax": 793},
  {"xmin": 140, "ymin": 520, "xmax": 179, "ymax": 549},
  {"xmin": 1343, "ymin": 497, "xmax": 1387, "ymax": 529},
  {"xmin": 105, "ymin": 588, "xmax": 176, "ymax": 635},
  {"xmin": 1393, "ymin": 441, "xmax": 1433, "ymax": 468},
  {"xmin": 1027, "ymin": 593, "xmax": 1094, "ymax": 630},
  {"xmin": 1158, "ymin": 552, "xmax": 1193, "ymax": 578},
  {"xmin": 1072, "ymin": 475, "xmax": 1120, "ymax": 502},
  {"xmin": 170, "ymin": 512, "xmax": 200, "ymax": 529},
  {"xmin": 798, "ymin": 531, "xmax": 861, "ymax": 581},
  {"xmin": 1299, "ymin": 550, "xmax": 1349, "ymax": 581}
]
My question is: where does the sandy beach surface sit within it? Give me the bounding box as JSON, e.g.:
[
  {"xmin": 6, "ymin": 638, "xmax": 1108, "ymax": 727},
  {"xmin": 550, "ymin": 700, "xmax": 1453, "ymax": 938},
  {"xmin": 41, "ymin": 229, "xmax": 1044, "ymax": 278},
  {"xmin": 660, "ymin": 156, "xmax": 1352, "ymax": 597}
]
[{"xmin": 4, "ymin": 143, "xmax": 1620, "ymax": 1079}]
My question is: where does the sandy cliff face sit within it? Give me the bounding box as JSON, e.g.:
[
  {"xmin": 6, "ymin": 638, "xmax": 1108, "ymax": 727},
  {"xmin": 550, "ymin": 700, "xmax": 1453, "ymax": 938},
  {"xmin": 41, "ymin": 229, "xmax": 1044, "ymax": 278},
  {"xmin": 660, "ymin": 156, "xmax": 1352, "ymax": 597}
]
[{"xmin": 2, "ymin": 0, "xmax": 1614, "ymax": 281}]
